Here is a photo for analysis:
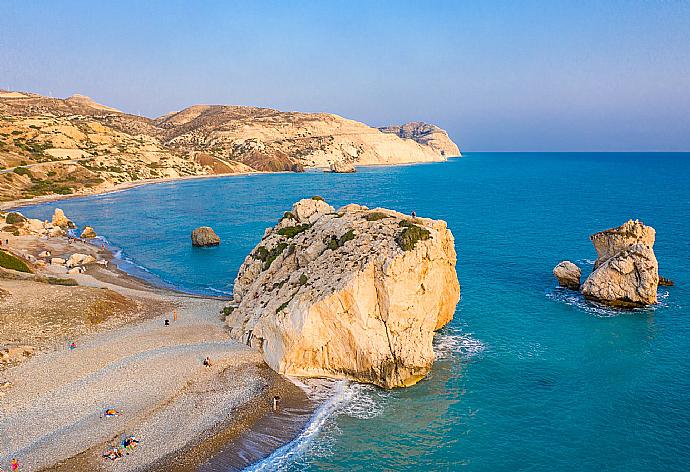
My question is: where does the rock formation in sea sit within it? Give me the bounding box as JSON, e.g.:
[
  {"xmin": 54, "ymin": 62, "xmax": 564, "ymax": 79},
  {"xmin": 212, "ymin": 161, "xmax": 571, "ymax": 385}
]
[
  {"xmin": 191, "ymin": 226, "xmax": 221, "ymax": 247},
  {"xmin": 224, "ymin": 198, "xmax": 460, "ymax": 388},
  {"xmin": 80, "ymin": 226, "xmax": 97, "ymax": 238},
  {"xmin": 581, "ymin": 220, "xmax": 659, "ymax": 307},
  {"xmin": 658, "ymin": 276, "xmax": 674, "ymax": 286},
  {"xmin": 328, "ymin": 161, "xmax": 356, "ymax": 173},
  {"xmin": 553, "ymin": 261, "xmax": 581, "ymax": 289}
]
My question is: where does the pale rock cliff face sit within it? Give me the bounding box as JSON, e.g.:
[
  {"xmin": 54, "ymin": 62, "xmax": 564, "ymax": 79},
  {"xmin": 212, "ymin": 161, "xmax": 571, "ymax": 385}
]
[
  {"xmin": 226, "ymin": 198, "xmax": 460, "ymax": 388},
  {"xmin": 590, "ymin": 219, "xmax": 655, "ymax": 269},
  {"xmin": 581, "ymin": 220, "xmax": 659, "ymax": 307},
  {"xmin": 379, "ymin": 122, "xmax": 461, "ymax": 157},
  {"xmin": 553, "ymin": 261, "xmax": 581, "ymax": 289}
]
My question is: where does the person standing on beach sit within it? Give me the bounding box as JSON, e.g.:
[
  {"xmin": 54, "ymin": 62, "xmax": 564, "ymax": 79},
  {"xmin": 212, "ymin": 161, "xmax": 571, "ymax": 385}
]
[
  {"xmin": 173, "ymin": 310, "xmax": 177, "ymax": 322},
  {"xmin": 10, "ymin": 458, "xmax": 19, "ymax": 471},
  {"xmin": 273, "ymin": 395, "xmax": 281, "ymax": 411}
]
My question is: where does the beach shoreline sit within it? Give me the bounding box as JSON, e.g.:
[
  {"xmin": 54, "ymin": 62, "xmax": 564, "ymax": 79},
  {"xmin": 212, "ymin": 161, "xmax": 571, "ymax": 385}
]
[{"xmin": 0, "ymin": 226, "xmax": 317, "ymax": 471}]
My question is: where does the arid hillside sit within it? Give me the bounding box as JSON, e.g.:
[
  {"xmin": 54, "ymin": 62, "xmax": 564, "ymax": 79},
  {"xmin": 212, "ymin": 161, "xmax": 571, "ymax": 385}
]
[{"xmin": 0, "ymin": 90, "xmax": 460, "ymax": 202}]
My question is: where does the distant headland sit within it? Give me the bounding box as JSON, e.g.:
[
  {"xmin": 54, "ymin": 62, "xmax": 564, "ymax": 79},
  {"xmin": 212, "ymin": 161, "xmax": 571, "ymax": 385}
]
[{"xmin": 0, "ymin": 90, "xmax": 460, "ymax": 204}]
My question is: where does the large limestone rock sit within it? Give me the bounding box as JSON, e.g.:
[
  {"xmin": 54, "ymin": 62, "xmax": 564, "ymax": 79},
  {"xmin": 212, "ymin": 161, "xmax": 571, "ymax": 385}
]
[
  {"xmin": 226, "ymin": 198, "xmax": 460, "ymax": 388},
  {"xmin": 581, "ymin": 220, "xmax": 659, "ymax": 307},
  {"xmin": 329, "ymin": 161, "xmax": 356, "ymax": 173},
  {"xmin": 581, "ymin": 244, "xmax": 658, "ymax": 307},
  {"xmin": 80, "ymin": 226, "xmax": 97, "ymax": 238},
  {"xmin": 191, "ymin": 226, "xmax": 221, "ymax": 246},
  {"xmin": 51, "ymin": 208, "xmax": 75, "ymax": 229},
  {"xmin": 553, "ymin": 261, "xmax": 581, "ymax": 289},
  {"xmin": 66, "ymin": 253, "xmax": 96, "ymax": 268},
  {"xmin": 590, "ymin": 219, "xmax": 655, "ymax": 268}
]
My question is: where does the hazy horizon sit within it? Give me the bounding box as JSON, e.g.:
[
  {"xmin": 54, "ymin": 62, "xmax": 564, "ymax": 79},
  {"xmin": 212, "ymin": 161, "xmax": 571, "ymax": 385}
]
[{"xmin": 1, "ymin": 0, "xmax": 689, "ymax": 152}]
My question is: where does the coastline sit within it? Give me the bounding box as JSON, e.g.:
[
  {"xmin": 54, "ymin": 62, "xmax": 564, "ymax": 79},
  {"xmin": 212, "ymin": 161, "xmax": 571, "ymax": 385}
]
[
  {"xmin": 0, "ymin": 228, "xmax": 317, "ymax": 471},
  {"xmin": 0, "ymin": 156, "xmax": 460, "ymax": 212}
]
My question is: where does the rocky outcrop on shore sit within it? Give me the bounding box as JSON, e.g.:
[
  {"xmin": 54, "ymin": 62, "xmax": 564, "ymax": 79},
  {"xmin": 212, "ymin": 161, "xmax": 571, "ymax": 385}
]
[
  {"xmin": 80, "ymin": 226, "xmax": 97, "ymax": 238},
  {"xmin": 556, "ymin": 220, "xmax": 660, "ymax": 308},
  {"xmin": 191, "ymin": 226, "xmax": 221, "ymax": 247},
  {"xmin": 328, "ymin": 161, "xmax": 356, "ymax": 173},
  {"xmin": 52, "ymin": 208, "xmax": 75, "ymax": 229},
  {"xmin": 553, "ymin": 261, "xmax": 581, "ymax": 289},
  {"xmin": 225, "ymin": 198, "xmax": 460, "ymax": 388}
]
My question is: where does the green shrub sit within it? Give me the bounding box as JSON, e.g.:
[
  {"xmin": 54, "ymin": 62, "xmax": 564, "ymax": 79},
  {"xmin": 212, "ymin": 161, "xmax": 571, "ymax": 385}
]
[
  {"xmin": 396, "ymin": 224, "xmax": 431, "ymax": 251},
  {"xmin": 276, "ymin": 300, "xmax": 290, "ymax": 313},
  {"xmin": 13, "ymin": 166, "xmax": 32, "ymax": 177},
  {"xmin": 311, "ymin": 195, "xmax": 325, "ymax": 201},
  {"xmin": 365, "ymin": 212, "xmax": 388, "ymax": 221},
  {"xmin": 221, "ymin": 306, "xmax": 235, "ymax": 317},
  {"xmin": 46, "ymin": 277, "xmax": 78, "ymax": 286},
  {"xmin": 5, "ymin": 212, "xmax": 26, "ymax": 225},
  {"xmin": 277, "ymin": 224, "xmax": 310, "ymax": 238},
  {"xmin": 281, "ymin": 211, "xmax": 296, "ymax": 221},
  {"xmin": 253, "ymin": 242, "xmax": 288, "ymax": 270},
  {"xmin": 399, "ymin": 219, "xmax": 414, "ymax": 228},
  {"xmin": 326, "ymin": 229, "xmax": 356, "ymax": 251},
  {"xmin": 299, "ymin": 273, "xmax": 308, "ymax": 285},
  {"xmin": 0, "ymin": 249, "xmax": 32, "ymax": 273}
]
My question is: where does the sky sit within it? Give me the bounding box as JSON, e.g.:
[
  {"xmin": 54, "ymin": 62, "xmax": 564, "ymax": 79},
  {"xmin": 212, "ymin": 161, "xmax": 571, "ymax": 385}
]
[{"xmin": 1, "ymin": 0, "xmax": 689, "ymax": 151}]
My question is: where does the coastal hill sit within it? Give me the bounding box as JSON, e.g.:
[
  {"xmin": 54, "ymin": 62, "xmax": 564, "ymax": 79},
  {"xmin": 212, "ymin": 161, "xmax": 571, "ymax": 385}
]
[{"xmin": 0, "ymin": 90, "xmax": 461, "ymax": 202}]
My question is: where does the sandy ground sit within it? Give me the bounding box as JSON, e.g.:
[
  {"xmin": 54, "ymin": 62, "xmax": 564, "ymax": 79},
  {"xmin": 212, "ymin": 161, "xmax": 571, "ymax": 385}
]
[{"xmin": 0, "ymin": 234, "xmax": 311, "ymax": 471}]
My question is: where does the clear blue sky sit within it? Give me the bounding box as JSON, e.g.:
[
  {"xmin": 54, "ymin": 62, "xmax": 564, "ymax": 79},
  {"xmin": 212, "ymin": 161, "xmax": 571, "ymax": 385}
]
[{"xmin": 1, "ymin": 0, "xmax": 689, "ymax": 151}]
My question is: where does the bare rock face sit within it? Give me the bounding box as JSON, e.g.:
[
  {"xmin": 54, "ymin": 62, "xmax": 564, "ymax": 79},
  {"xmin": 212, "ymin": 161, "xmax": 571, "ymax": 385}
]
[
  {"xmin": 329, "ymin": 161, "xmax": 356, "ymax": 173},
  {"xmin": 590, "ymin": 219, "xmax": 655, "ymax": 269},
  {"xmin": 553, "ymin": 261, "xmax": 581, "ymax": 289},
  {"xmin": 581, "ymin": 220, "xmax": 659, "ymax": 307},
  {"xmin": 581, "ymin": 244, "xmax": 658, "ymax": 307},
  {"xmin": 52, "ymin": 208, "xmax": 75, "ymax": 229},
  {"xmin": 225, "ymin": 198, "xmax": 460, "ymax": 388},
  {"xmin": 66, "ymin": 253, "xmax": 96, "ymax": 268},
  {"xmin": 379, "ymin": 122, "xmax": 461, "ymax": 157},
  {"xmin": 191, "ymin": 226, "xmax": 220, "ymax": 247},
  {"xmin": 80, "ymin": 226, "xmax": 97, "ymax": 238}
]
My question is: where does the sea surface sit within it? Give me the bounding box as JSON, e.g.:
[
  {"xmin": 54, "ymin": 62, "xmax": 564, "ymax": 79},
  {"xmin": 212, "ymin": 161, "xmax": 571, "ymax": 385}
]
[{"xmin": 20, "ymin": 153, "xmax": 690, "ymax": 471}]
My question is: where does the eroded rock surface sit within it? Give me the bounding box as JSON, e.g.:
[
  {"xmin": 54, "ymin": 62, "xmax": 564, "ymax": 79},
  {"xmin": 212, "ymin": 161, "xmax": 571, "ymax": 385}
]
[
  {"xmin": 80, "ymin": 226, "xmax": 97, "ymax": 239},
  {"xmin": 581, "ymin": 220, "xmax": 659, "ymax": 307},
  {"xmin": 191, "ymin": 226, "xmax": 221, "ymax": 247},
  {"xmin": 225, "ymin": 198, "xmax": 460, "ymax": 388},
  {"xmin": 553, "ymin": 261, "xmax": 581, "ymax": 290},
  {"xmin": 329, "ymin": 161, "xmax": 356, "ymax": 173}
]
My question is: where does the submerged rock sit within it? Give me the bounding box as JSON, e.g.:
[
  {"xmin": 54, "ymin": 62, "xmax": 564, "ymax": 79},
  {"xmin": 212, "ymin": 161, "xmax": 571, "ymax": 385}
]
[
  {"xmin": 553, "ymin": 261, "xmax": 581, "ymax": 290},
  {"xmin": 658, "ymin": 276, "xmax": 674, "ymax": 287},
  {"xmin": 80, "ymin": 226, "xmax": 97, "ymax": 239},
  {"xmin": 191, "ymin": 226, "xmax": 220, "ymax": 247},
  {"xmin": 225, "ymin": 198, "xmax": 460, "ymax": 388},
  {"xmin": 581, "ymin": 220, "xmax": 659, "ymax": 307}
]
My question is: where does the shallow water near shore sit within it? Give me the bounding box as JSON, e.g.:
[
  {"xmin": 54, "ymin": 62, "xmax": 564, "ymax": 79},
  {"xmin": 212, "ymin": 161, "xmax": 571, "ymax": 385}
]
[{"xmin": 19, "ymin": 152, "xmax": 690, "ymax": 470}]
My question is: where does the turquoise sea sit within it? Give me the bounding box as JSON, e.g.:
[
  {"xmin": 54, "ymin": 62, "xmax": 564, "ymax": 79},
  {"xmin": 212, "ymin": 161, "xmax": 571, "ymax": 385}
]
[{"xmin": 20, "ymin": 153, "xmax": 690, "ymax": 471}]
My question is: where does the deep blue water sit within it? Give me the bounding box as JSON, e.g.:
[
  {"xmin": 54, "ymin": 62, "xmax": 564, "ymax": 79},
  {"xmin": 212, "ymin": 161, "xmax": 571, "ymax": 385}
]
[{"xmin": 19, "ymin": 153, "xmax": 690, "ymax": 470}]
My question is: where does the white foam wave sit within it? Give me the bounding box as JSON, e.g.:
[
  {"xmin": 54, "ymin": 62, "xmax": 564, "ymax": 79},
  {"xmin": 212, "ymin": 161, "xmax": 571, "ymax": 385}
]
[
  {"xmin": 246, "ymin": 380, "xmax": 352, "ymax": 471},
  {"xmin": 546, "ymin": 287, "xmax": 660, "ymax": 317},
  {"xmin": 434, "ymin": 331, "xmax": 486, "ymax": 360}
]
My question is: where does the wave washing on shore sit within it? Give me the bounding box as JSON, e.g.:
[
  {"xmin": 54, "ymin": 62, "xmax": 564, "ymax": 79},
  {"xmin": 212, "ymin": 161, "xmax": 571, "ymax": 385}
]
[{"xmin": 248, "ymin": 329, "xmax": 485, "ymax": 471}]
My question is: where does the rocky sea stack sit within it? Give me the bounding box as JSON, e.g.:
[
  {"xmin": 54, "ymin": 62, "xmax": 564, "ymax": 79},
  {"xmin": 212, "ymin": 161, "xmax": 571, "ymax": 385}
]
[
  {"xmin": 553, "ymin": 261, "xmax": 581, "ymax": 290},
  {"xmin": 225, "ymin": 198, "xmax": 460, "ymax": 388},
  {"xmin": 191, "ymin": 226, "xmax": 221, "ymax": 247},
  {"xmin": 555, "ymin": 220, "xmax": 660, "ymax": 308}
]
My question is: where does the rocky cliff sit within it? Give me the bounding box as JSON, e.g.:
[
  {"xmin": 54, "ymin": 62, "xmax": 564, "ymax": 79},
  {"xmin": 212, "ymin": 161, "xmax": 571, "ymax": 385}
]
[
  {"xmin": 379, "ymin": 122, "xmax": 461, "ymax": 157},
  {"xmin": 225, "ymin": 198, "xmax": 460, "ymax": 388},
  {"xmin": 0, "ymin": 91, "xmax": 460, "ymax": 202}
]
